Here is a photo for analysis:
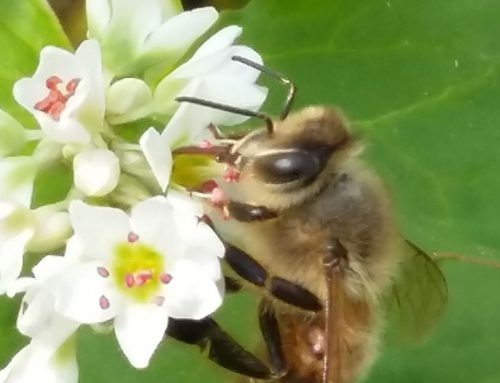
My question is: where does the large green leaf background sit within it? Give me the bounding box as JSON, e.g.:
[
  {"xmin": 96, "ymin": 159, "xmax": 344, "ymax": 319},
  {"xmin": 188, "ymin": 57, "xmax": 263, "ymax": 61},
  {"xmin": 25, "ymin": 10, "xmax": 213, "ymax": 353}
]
[{"xmin": 1, "ymin": 0, "xmax": 500, "ymax": 382}]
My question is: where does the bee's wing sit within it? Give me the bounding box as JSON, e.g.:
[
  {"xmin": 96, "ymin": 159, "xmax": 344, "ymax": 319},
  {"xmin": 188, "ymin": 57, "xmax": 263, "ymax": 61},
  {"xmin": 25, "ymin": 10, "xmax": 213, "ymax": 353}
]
[{"xmin": 383, "ymin": 239, "xmax": 448, "ymax": 344}]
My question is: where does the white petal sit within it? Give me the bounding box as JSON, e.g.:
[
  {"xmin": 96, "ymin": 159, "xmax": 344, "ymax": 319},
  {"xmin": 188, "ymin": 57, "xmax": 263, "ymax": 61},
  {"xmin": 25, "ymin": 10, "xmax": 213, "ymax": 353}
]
[
  {"xmin": 114, "ymin": 303, "xmax": 169, "ymax": 368},
  {"xmin": 49, "ymin": 261, "xmax": 120, "ymax": 323},
  {"xmin": 179, "ymin": 77, "xmax": 268, "ymax": 126},
  {"xmin": 160, "ymin": 99, "xmax": 214, "ymax": 148},
  {"xmin": 86, "ymin": 0, "xmax": 111, "ymax": 38},
  {"xmin": 130, "ymin": 197, "xmax": 182, "ymax": 258},
  {"xmin": 73, "ymin": 148, "xmax": 120, "ymax": 197},
  {"xmin": 165, "ymin": 260, "xmax": 222, "ymax": 320},
  {"xmin": 142, "ymin": 7, "xmax": 217, "ymax": 54},
  {"xmin": 17, "ymin": 288, "xmax": 54, "ymax": 338},
  {"xmin": 139, "ymin": 128, "xmax": 172, "ymax": 192},
  {"xmin": 190, "ymin": 25, "xmax": 241, "ymax": 60},
  {"xmin": 0, "ymin": 229, "xmax": 34, "ymax": 295},
  {"xmin": 69, "ymin": 200, "xmax": 130, "ymax": 261},
  {"xmin": 107, "ymin": 78, "xmax": 152, "ymax": 115},
  {"xmin": 32, "ymin": 255, "xmax": 69, "ymax": 281},
  {"xmin": 33, "ymin": 113, "xmax": 91, "ymax": 144},
  {"xmin": 0, "ymin": 338, "xmax": 78, "ymax": 383}
]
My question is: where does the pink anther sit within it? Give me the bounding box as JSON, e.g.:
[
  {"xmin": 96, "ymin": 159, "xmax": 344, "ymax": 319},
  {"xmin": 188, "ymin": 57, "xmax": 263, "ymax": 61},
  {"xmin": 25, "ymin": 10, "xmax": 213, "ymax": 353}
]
[
  {"xmin": 160, "ymin": 272, "xmax": 173, "ymax": 284},
  {"xmin": 125, "ymin": 273, "xmax": 135, "ymax": 288},
  {"xmin": 97, "ymin": 266, "xmax": 110, "ymax": 278},
  {"xmin": 127, "ymin": 231, "xmax": 139, "ymax": 243},
  {"xmin": 223, "ymin": 166, "xmax": 240, "ymax": 183},
  {"xmin": 199, "ymin": 139, "xmax": 213, "ymax": 149},
  {"xmin": 99, "ymin": 295, "xmax": 110, "ymax": 310}
]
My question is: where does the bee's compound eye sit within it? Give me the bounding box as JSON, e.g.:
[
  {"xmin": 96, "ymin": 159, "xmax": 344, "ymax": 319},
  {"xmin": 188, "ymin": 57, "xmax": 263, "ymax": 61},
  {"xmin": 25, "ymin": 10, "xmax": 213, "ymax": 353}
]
[{"xmin": 252, "ymin": 148, "xmax": 329, "ymax": 185}]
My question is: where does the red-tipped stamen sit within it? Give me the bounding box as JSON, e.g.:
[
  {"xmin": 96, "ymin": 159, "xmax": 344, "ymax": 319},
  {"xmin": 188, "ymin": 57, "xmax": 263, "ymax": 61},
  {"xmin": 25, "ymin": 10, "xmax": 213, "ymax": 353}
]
[
  {"xmin": 160, "ymin": 272, "xmax": 173, "ymax": 284},
  {"xmin": 211, "ymin": 187, "xmax": 227, "ymax": 206},
  {"xmin": 34, "ymin": 76, "xmax": 81, "ymax": 121},
  {"xmin": 99, "ymin": 295, "xmax": 110, "ymax": 310},
  {"xmin": 127, "ymin": 231, "xmax": 139, "ymax": 243},
  {"xmin": 97, "ymin": 266, "xmax": 110, "ymax": 278},
  {"xmin": 125, "ymin": 273, "xmax": 135, "ymax": 288}
]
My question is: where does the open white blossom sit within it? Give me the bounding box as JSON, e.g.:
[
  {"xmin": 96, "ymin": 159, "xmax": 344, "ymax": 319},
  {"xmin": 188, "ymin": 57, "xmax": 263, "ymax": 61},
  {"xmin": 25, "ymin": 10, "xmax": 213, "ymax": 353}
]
[
  {"xmin": 87, "ymin": 0, "xmax": 217, "ymax": 76},
  {"xmin": 153, "ymin": 25, "xmax": 268, "ymax": 122},
  {"xmin": 42, "ymin": 195, "xmax": 224, "ymax": 368},
  {"xmin": 13, "ymin": 40, "xmax": 105, "ymax": 144}
]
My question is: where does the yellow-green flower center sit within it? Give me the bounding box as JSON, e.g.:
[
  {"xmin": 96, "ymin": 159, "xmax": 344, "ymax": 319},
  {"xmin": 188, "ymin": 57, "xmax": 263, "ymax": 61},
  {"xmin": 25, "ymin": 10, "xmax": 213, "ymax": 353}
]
[
  {"xmin": 171, "ymin": 154, "xmax": 220, "ymax": 189},
  {"xmin": 111, "ymin": 234, "xmax": 170, "ymax": 302}
]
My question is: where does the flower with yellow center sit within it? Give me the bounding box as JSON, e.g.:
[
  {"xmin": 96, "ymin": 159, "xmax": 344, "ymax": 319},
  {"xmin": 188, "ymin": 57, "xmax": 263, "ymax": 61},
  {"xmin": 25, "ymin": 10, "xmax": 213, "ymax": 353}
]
[{"xmin": 43, "ymin": 195, "xmax": 224, "ymax": 368}]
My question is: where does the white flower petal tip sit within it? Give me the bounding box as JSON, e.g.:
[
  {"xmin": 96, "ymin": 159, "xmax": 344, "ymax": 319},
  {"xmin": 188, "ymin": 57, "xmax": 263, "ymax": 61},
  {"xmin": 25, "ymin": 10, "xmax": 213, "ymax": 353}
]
[
  {"xmin": 106, "ymin": 78, "xmax": 152, "ymax": 115},
  {"xmin": 12, "ymin": 40, "xmax": 105, "ymax": 144},
  {"xmin": 140, "ymin": 128, "xmax": 172, "ymax": 192},
  {"xmin": 115, "ymin": 304, "xmax": 169, "ymax": 368},
  {"xmin": 73, "ymin": 148, "xmax": 120, "ymax": 197}
]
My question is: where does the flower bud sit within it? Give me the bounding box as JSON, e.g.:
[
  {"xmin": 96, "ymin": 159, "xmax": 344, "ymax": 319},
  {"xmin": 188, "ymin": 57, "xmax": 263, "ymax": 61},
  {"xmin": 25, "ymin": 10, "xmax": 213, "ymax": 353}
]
[
  {"xmin": 73, "ymin": 148, "xmax": 120, "ymax": 197},
  {"xmin": 28, "ymin": 208, "xmax": 71, "ymax": 253}
]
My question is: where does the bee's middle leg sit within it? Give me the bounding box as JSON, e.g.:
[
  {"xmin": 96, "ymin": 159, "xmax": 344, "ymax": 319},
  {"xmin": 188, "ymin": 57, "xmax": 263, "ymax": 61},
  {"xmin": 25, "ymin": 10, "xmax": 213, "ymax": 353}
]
[{"xmin": 225, "ymin": 245, "xmax": 322, "ymax": 312}]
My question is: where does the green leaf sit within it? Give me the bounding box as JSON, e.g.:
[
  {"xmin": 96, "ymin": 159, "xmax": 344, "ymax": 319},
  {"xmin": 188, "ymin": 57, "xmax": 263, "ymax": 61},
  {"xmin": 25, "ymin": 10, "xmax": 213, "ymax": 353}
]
[{"xmin": 0, "ymin": 0, "xmax": 70, "ymax": 125}]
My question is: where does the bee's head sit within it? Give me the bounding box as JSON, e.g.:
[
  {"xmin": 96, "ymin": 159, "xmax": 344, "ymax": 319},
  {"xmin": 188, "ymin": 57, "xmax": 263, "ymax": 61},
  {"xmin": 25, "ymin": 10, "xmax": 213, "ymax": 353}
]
[{"xmin": 231, "ymin": 106, "xmax": 359, "ymax": 209}]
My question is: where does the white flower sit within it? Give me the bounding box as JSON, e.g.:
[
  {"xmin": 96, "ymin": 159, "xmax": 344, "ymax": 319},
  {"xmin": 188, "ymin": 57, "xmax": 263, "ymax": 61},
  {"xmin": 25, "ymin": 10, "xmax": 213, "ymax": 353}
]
[
  {"xmin": 87, "ymin": 0, "xmax": 218, "ymax": 76},
  {"xmin": 73, "ymin": 148, "xmax": 121, "ymax": 196},
  {"xmin": 13, "ymin": 40, "xmax": 105, "ymax": 144},
  {"xmin": 153, "ymin": 25, "xmax": 268, "ymax": 124},
  {"xmin": 44, "ymin": 195, "xmax": 224, "ymax": 368},
  {"xmin": 1, "ymin": 263, "xmax": 79, "ymax": 383}
]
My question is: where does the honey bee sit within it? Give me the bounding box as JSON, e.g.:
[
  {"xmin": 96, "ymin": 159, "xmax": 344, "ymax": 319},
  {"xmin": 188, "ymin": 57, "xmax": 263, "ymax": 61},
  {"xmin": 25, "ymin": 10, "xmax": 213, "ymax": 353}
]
[{"xmin": 167, "ymin": 56, "xmax": 447, "ymax": 383}]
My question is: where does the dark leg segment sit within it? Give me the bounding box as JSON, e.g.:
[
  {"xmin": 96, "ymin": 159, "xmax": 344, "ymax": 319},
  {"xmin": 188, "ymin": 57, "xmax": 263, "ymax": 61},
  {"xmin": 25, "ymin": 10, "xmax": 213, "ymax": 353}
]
[
  {"xmin": 167, "ymin": 317, "xmax": 272, "ymax": 379},
  {"xmin": 270, "ymin": 277, "xmax": 322, "ymax": 312},
  {"xmin": 259, "ymin": 299, "xmax": 287, "ymax": 376},
  {"xmin": 225, "ymin": 246, "xmax": 322, "ymax": 312},
  {"xmin": 227, "ymin": 201, "xmax": 278, "ymax": 222}
]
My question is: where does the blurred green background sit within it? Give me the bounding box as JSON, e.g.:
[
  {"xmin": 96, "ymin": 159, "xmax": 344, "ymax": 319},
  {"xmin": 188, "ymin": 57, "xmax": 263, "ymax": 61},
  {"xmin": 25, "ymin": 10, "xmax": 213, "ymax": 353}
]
[{"xmin": 1, "ymin": 0, "xmax": 500, "ymax": 382}]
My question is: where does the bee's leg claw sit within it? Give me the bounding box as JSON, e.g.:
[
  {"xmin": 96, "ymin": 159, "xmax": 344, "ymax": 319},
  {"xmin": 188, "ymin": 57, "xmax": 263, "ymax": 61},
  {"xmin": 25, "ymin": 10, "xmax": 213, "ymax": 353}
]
[
  {"xmin": 166, "ymin": 317, "xmax": 272, "ymax": 379},
  {"xmin": 225, "ymin": 245, "xmax": 322, "ymax": 312},
  {"xmin": 259, "ymin": 299, "xmax": 287, "ymax": 378}
]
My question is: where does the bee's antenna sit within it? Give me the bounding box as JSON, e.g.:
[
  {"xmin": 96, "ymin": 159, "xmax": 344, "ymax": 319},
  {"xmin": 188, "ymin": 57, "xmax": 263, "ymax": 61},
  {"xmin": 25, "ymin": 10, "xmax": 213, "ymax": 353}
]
[
  {"xmin": 231, "ymin": 55, "xmax": 297, "ymax": 120},
  {"xmin": 176, "ymin": 96, "xmax": 274, "ymax": 135}
]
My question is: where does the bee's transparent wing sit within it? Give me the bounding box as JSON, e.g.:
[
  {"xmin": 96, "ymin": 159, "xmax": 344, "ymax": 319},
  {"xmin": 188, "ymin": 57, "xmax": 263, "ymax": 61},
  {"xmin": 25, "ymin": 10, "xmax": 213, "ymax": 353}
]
[{"xmin": 383, "ymin": 240, "xmax": 448, "ymax": 344}]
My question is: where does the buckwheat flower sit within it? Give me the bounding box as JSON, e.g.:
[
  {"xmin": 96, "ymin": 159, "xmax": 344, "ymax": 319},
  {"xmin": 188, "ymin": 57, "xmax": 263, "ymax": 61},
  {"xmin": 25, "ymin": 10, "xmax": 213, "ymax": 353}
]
[
  {"xmin": 1, "ymin": 261, "xmax": 79, "ymax": 383},
  {"xmin": 153, "ymin": 25, "xmax": 268, "ymax": 124},
  {"xmin": 13, "ymin": 39, "xmax": 105, "ymax": 144},
  {"xmin": 87, "ymin": 0, "xmax": 217, "ymax": 76},
  {"xmin": 45, "ymin": 195, "xmax": 224, "ymax": 368}
]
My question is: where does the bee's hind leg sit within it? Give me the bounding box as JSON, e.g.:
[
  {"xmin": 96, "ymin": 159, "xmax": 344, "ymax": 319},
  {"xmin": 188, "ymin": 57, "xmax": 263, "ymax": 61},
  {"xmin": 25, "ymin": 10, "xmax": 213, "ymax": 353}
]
[{"xmin": 166, "ymin": 317, "xmax": 272, "ymax": 379}]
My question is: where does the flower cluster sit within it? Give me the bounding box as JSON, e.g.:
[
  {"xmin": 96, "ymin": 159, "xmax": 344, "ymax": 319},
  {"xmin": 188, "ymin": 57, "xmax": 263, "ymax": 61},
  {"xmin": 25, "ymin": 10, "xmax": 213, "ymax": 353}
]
[{"xmin": 0, "ymin": 0, "xmax": 266, "ymax": 381}]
